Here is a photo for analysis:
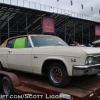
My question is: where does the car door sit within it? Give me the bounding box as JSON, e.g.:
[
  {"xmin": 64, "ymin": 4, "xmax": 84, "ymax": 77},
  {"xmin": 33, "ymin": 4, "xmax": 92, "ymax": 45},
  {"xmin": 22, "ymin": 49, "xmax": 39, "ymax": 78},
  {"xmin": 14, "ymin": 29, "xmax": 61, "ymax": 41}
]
[{"xmin": 7, "ymin": 36, "xmax": 33, "ymax": 72}]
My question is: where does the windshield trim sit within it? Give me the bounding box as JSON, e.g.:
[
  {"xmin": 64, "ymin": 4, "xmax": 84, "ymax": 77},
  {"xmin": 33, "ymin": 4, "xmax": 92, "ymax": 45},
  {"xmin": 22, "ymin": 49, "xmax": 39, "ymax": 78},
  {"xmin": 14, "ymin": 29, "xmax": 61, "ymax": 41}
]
[{"xmin": 29, "ymin": 36, "xmax": 34, "ymax": 47}]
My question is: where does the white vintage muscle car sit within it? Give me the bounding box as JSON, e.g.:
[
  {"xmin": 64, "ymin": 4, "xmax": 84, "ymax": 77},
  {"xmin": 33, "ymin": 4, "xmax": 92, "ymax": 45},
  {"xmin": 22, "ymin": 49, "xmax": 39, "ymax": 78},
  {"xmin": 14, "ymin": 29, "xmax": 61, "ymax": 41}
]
[{"xmin": 0, "ymin": 35, "xmax": 100, "ymax": 88}]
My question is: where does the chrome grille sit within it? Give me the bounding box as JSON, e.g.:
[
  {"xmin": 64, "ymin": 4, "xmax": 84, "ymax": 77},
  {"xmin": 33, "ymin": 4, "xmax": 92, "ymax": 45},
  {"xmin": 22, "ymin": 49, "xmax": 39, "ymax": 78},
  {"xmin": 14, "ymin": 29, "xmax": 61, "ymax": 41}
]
[{"xmin": 93, "ymin": 56, "xmax": 100, "ymax": 64}]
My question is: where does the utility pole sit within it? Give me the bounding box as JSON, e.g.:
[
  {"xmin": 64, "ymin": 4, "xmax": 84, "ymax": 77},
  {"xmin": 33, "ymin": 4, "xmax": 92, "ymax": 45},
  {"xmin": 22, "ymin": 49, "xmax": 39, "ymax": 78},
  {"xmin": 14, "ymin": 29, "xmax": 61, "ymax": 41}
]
[
  {"xmin": 91, "ymin": 7, "xmax": 93, "ymax": 16},
  {"xmin": 70, "ymin": 0, "xmax": 73, "ymax": 13},
  {"xmin": 57, "ymin": 0, "xmax": 59, "ymax": 13}
]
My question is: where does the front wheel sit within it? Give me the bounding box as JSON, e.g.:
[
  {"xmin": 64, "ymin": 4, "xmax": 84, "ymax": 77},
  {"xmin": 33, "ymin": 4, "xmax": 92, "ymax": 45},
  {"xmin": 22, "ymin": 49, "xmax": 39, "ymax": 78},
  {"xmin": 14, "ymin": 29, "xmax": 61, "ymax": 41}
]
[
  {"xmin": 1, "ymin": 76, "xmax": 14, "ymax": 95},
  {"xmin": 48, "ymin": 62, "xmax": 71, "ymax": 88}
]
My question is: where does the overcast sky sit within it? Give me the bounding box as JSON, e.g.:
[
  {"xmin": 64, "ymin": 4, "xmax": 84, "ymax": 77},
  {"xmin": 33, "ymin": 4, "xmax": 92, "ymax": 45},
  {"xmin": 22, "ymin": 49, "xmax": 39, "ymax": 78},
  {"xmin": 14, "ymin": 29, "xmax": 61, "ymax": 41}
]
[
  {"xmin": 28, "ymin": 0, "xmax": 100, "ymax": 18},
  {"xmin": 1, "ymin": 0, "xmax": 100, "ymax": 18}
]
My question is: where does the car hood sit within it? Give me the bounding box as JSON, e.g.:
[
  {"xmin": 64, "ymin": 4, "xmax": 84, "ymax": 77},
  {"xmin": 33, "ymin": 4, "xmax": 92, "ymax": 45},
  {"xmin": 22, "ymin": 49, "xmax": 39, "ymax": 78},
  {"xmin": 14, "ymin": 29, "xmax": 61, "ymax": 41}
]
[
  {"xmin": 34, "ymin": 46, "xmax": 100, "ymax": 56},
  {"xmin": 69, "ymin": 46, "xmax": 100, "ymax": 54}
]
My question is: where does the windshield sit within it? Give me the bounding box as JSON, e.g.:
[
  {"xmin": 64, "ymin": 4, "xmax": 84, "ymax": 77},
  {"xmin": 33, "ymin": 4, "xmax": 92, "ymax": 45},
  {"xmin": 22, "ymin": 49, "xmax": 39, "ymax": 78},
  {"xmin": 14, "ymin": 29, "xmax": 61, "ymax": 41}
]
[{"xmin": 31, "ymin": 36, "xmax": 68, "ymax": 47}]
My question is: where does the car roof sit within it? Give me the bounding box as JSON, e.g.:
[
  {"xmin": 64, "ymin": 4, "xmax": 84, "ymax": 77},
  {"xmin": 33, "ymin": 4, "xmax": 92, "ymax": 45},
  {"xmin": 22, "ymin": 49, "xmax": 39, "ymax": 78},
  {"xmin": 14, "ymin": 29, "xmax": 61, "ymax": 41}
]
[
  {"xmin": 0, "ymin": 34, "xmax": 56, "ymax": 47},
  {"xmin": 8, "ymin": 34, "xmax": 54, "ymax": 40}
]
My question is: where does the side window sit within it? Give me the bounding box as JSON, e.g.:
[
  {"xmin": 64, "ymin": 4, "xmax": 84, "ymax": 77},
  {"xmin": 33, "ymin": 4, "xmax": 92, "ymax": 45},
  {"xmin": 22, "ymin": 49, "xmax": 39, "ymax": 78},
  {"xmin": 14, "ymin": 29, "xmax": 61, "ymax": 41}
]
[
  {"xmin": 6, "ymin": 37, "xmax": 31, "ymax": 48},
  {"xmin": 6, "ymin": 39, "xmax": 16, "ymax": 48},
  {"xmin": 25, "ymin": 38, "xmax": 31, "ymax": 48},
  {"xmin": 14, "ymin": 37, "xmax": 26, "ymax": 48}
]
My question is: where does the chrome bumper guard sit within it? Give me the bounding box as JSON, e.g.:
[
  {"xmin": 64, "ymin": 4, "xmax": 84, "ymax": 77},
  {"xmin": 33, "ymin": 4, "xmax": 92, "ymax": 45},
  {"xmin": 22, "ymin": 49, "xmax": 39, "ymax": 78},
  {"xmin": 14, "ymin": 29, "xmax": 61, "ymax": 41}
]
[{"xmin": 73, "ymin": 64, "xmax": 100, "ymax": 76}]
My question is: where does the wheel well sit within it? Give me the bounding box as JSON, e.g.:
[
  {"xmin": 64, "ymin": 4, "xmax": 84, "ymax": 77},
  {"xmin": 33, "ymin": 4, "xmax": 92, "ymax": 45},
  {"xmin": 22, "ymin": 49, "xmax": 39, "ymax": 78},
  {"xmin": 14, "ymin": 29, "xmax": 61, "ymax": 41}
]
[
  {"xmin": 0, "ymin": 61, "xmax": 3, "ymax": 69},
  {"xmin": 0, "ymin": 61, "xmax": 5, "ymax": 70},
  {"xmin": 42, "ymin": 59, "xmax": 67, "ymax": 75},
  {"xmin": 0, "ymin": 61, "xmax": 2, "ymax": 66},
  {"xmin": 0, "ymin": 74, "xmax": 3, "ymax": 80},
  {"xmin": 0, "ymin": 61, "xmax": 4, "ymax": 67}
]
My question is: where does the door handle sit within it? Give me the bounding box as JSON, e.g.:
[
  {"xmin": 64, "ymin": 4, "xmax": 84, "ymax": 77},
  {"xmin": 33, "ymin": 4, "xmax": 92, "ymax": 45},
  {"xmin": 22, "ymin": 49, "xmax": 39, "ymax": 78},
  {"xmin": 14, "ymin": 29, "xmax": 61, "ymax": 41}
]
[{"xmin": 8, "ymin": 51, "xmax": 12, "ymax": 53}]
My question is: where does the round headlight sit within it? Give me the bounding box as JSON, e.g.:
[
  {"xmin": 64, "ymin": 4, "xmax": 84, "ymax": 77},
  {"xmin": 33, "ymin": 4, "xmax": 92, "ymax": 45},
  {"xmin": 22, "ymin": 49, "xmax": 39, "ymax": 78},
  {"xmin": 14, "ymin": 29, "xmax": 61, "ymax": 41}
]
[
  {"xmin": 85, "ymin": 56, "xmax": 93, "ymax": 65},
  {"xmin": 88, "ymin": 57, "xmax": 93, "ymax": 64}
]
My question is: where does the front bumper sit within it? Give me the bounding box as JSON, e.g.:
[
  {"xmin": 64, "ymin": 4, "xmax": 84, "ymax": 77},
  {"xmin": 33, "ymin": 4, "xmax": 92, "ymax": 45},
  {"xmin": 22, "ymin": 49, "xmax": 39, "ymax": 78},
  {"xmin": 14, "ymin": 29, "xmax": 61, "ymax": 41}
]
[{"xmin": 73, "ymin": 64, "xmax": 100, "ymax": 76}]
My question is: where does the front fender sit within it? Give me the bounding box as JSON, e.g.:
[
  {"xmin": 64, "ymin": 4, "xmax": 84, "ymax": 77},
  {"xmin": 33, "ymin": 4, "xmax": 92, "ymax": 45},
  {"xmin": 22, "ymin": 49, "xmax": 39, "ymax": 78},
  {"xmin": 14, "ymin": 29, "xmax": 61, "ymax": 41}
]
[{"xmin": 42, "ymin": 56, "xmax": 71, "ymax": 75}]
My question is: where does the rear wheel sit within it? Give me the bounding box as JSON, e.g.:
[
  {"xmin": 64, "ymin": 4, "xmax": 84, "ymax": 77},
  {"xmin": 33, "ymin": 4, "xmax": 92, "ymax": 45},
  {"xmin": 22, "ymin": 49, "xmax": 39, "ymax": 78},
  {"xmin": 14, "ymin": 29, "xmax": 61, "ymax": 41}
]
[
  {"xmin": 1, "ymin": 76, "xmax": 14, "ymax": 95},
  {"xmin": 48, "ymin": 62, "xmax": 71, "ymax": 88},
  {"xmin": 0, "ymin": 75, "xmax": 2, "ymax": 92},
  {"xmin": 0, "ymin": 63, "xmax": 3, "ymax": 92}
]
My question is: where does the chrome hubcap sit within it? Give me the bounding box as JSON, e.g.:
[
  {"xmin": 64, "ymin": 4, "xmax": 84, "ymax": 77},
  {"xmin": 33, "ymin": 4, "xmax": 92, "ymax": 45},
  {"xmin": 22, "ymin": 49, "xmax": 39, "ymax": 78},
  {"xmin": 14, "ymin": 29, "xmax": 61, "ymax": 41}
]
[{"xmin": 50, "ymin": 67, "xmax": 62, "ymax": 83}]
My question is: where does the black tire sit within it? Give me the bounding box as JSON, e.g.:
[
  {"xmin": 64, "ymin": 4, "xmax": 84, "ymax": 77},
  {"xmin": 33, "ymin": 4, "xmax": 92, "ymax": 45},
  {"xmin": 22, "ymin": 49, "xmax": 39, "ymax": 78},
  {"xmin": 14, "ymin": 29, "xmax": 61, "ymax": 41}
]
[
  {"xmin": 0, "ymin": 62, "xmax": 3, "ymax": 92},
  {"xmin": 48, "ymin": 62, "xmax": 71, "ymax": 88},
  {"xmin": 1, "ymin": 76, "xmax": 14, "ymax": 95},
  {"xmin": 0, "ymin": 75, "xmax": 2, "ymax": 92}
]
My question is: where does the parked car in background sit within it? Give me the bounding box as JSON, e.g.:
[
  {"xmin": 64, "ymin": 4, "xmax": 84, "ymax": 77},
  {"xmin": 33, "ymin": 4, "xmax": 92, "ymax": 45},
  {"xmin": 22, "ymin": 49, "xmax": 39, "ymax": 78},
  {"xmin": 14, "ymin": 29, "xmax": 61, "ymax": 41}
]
[
  {"xmin": 0, "ymin": 35, "xmax": 100, "ymax": 88},
  {"xmin": 70, "ymin": 44, "xmax": 86, "ymax": 47}
]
